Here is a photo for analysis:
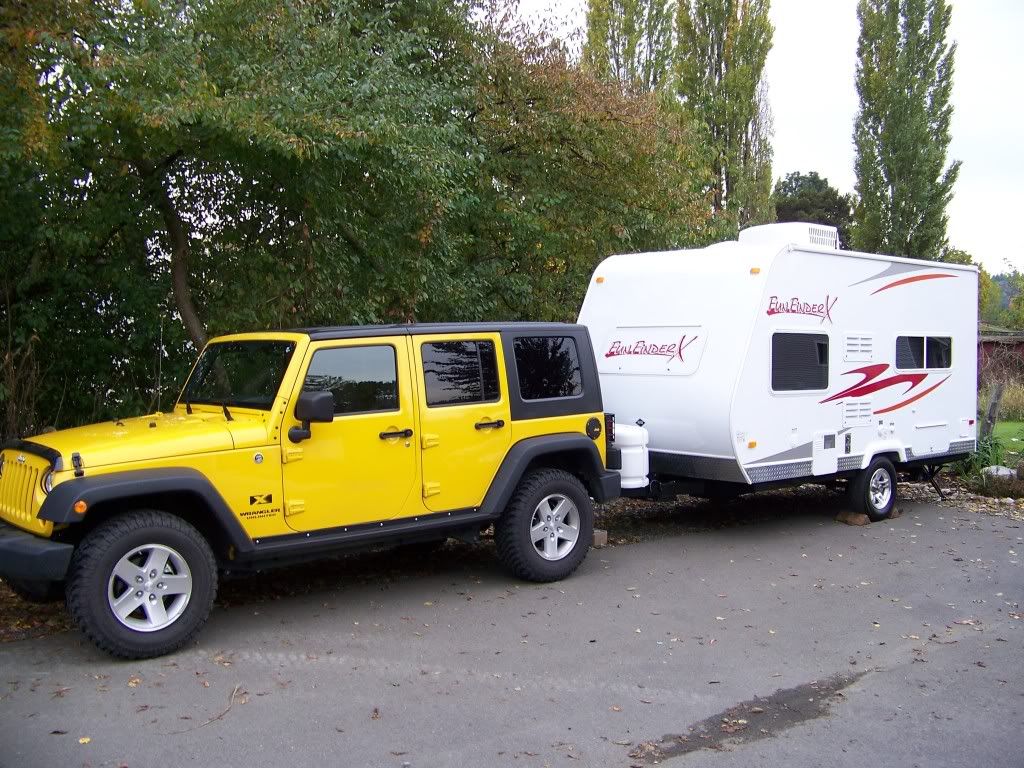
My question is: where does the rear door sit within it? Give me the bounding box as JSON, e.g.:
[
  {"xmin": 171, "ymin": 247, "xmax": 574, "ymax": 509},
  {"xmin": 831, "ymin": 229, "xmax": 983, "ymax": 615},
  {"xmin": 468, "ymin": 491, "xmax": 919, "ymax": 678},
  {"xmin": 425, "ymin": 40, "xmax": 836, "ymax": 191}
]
[{"xmin": 414, "ymin": 334, "xmax": 512, "ymax": 512}]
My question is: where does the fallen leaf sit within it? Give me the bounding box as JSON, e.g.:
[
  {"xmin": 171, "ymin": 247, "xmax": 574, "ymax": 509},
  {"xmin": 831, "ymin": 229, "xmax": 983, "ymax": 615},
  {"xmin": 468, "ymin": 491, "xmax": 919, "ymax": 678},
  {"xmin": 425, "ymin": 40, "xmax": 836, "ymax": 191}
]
[
  {"xmin": 610, "ymin": 705, "xmax": 622, "ymax": 712},
  {"xmin": 49, "ymin": 730, "xmax": 67, "ymax": 736},
  {"xmin": 127, "ymin": 675, "xmax": 142, "ymax": 688},
  {"xmin": 78, "ymin": 737, "xmax": 91, "ymax": 745},
  {"xmin": 371, "ymin": 707, "xmax": 381, "ymax": 720}
]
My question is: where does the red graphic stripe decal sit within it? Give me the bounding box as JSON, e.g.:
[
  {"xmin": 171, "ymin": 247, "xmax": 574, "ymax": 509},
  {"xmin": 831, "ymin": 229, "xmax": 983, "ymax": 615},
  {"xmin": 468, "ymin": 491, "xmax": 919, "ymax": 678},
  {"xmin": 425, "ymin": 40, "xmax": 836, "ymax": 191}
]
[
  {"xmin": 820, "ymin": 364, "xmax": 927, "ymax": 404},
  {"xmin": 873, "ymin": 375, "xmax": 950, "ymax": 414},
  {"xmin": 870, "ymin": 273, "xmax": 955, "ymax": 295}
]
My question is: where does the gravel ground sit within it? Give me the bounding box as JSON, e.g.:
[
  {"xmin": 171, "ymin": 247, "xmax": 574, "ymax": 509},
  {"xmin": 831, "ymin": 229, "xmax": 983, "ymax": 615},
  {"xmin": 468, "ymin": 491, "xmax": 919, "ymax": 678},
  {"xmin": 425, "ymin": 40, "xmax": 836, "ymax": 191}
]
[{"xmin": 2, "ymin": 477, "xmax": 1019, "ymax": 644}]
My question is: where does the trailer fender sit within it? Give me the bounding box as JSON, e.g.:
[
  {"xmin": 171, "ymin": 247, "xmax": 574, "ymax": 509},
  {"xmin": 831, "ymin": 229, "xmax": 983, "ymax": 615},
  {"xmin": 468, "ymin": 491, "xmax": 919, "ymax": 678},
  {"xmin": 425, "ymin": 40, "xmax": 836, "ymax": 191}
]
[{"xmin": 853, "ymin": 440, "xmax": 907, "ymax": 471}]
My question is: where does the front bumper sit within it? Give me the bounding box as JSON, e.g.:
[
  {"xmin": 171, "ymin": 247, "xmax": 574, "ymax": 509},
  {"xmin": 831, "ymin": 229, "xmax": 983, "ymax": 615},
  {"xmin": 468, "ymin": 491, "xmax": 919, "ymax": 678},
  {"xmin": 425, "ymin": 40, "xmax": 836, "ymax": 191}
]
[{"xmin": 0, "ymin": 519, "xmax": 74, "ymax": 581}]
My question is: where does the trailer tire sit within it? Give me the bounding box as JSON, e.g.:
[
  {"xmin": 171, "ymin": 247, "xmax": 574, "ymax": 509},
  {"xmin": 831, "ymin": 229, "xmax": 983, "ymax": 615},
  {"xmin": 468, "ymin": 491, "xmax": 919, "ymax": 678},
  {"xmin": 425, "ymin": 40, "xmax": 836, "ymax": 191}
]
[
  {"xmin": 848, "ymin": 457, "xmax": 897, "ymax": 522},
  {"xmin": 67, "ymin": 510, "xmax": 217, "ymax": 659},
  {"xmin": 495, "ymin": 469, "xmax": 593, "ymax": 583}
]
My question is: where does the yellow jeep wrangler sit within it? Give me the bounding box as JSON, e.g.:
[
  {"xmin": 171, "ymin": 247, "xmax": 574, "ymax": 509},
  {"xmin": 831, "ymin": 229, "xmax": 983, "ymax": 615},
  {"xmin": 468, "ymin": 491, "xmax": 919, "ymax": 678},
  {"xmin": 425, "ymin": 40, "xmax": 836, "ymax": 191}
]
[{"xmin": 0, "ymin": 323, "xmax": 619, "ymax": 658}]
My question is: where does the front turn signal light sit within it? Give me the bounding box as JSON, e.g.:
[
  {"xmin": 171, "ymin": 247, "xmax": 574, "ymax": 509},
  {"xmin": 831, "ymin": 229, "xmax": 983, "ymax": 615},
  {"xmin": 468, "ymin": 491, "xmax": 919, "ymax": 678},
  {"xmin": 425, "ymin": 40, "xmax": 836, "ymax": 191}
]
[{"xmin": 73, "ymin": 500, "xmax": 88, "ymax": 515}]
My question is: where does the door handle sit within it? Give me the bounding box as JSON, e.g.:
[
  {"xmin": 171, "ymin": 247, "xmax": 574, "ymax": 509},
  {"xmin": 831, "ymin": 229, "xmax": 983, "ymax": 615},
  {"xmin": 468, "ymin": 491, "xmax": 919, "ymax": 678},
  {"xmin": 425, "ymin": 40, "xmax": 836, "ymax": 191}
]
[
  {"xmin": 474, "ymin": 419, "xmax": 505, "ymax": 430},
  {"xmin": 380, "ymin": 428, "xmax": 414, "ymax": 440}
]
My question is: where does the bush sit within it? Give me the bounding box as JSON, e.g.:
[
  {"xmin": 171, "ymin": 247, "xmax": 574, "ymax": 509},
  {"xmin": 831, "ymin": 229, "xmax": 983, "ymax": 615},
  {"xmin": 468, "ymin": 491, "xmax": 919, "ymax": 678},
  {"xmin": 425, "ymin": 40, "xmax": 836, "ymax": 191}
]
[
  {"xmin": 955, "ymin": 433, "xmax": 1004, "ymax": 478},
  {"xmin": 965, "ymin": 473, "xmax": 1024, "ymax": 499},
  {"xmin": 979, "ymin": 380, "xmax": 1024, "ymax": 422}
]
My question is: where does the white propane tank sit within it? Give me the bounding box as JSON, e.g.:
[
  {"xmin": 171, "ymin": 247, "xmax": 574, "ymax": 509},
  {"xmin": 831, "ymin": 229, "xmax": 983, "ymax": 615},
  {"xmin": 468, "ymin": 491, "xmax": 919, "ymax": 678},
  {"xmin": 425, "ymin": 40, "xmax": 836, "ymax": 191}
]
[{"xmin": 611, "ymin": 423, "xmax": 650, "ymax": 489}]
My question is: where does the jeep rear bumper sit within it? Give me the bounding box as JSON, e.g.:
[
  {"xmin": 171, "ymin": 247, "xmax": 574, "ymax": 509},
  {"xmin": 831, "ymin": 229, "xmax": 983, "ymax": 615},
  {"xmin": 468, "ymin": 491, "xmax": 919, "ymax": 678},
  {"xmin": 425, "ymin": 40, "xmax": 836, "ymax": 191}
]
[
  {"xmin": 0, "ymin": 519, "xmax": 74, "ymax": 581},
  {"xmin": 595, "ymin": 469, "xmax": 621, "ymax": 502}
]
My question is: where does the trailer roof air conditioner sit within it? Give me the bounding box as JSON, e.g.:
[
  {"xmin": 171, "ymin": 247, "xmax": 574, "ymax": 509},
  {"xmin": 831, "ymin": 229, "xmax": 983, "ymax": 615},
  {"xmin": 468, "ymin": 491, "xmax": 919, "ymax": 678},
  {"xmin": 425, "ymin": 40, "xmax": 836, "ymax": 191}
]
[{"xmin": 738, "ymin": 222, "xmax": 840, "ymax": 250}]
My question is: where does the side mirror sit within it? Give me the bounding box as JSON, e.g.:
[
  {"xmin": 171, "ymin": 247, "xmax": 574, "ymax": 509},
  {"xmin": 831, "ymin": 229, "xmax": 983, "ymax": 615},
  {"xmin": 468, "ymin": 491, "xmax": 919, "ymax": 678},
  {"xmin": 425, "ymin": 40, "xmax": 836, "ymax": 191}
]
[{"xmin": 289, "ymin": 391, "xmax": 335, "ymax": 443}]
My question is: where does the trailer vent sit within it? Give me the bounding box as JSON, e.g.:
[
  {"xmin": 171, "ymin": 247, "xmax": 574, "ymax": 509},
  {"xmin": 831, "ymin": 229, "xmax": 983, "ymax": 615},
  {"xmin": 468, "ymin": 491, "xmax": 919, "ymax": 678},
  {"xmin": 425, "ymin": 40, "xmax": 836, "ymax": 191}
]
[
  {"xmin": 843, "ymin": 400, "xmax": 873, "ymax": 427},
  {"xmin": 844, "ymin": 334, "xmax": 873, "ymax": 362},
  {"xmin": 808, "ymin": 225, "xmax": 840, "ymax": 249}
]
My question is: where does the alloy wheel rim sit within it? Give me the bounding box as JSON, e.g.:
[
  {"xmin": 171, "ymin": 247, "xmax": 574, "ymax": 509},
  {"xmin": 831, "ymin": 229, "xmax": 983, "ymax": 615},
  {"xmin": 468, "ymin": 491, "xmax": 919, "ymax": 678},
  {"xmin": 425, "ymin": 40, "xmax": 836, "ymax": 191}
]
[
  {"xmin": 530, "ymin": 494, "xmax": 580, "ymax": 561},
  {"xmin": 868, "ymin": 468, "xmax": 892, "ymax": 511},
  {"xmin": 107, "ymin": 544, "xmax": 193, "ymax": 632}
]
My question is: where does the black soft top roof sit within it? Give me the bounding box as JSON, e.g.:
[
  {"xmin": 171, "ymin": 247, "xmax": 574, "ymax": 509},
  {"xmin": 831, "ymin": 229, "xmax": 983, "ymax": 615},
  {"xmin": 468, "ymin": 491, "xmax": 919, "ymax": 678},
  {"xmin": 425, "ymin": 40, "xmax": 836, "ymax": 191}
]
[{"xmin": 290, "ymin": 322, "xmax": 584, "ymax": 341}]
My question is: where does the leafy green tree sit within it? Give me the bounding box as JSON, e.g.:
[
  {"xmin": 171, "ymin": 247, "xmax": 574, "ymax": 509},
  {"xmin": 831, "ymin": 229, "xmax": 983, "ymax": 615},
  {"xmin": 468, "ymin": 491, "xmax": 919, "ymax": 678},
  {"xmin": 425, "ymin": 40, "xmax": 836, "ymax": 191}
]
[
  {"xmin": 772, "ymin": 171, "xmax": 855, "ymax": 249},
  {"xmin": 583, "ymin": 0, "xmax": 676, "ymax": 91},
  {"xmin": 466, "ymin": 9, "xmax": 713, "ymax": 321},
  {"xmin": 852, "ymin": 0, "xmax": 960, "ymax": 260},
  {"xmin": 978, "ymin": 268, "xmax": 1003, "ymax": 325},
  {"xmin": 675, "ymin": 0, "xmax": 774, "ymax": 229}
]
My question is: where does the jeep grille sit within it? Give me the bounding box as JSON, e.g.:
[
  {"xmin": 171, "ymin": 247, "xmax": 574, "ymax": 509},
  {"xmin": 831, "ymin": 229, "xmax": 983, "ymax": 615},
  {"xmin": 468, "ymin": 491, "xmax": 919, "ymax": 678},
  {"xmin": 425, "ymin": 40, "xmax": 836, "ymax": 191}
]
[{"xmin": 0, "ymin": 452, "xmax": 51, "ymax": 535}]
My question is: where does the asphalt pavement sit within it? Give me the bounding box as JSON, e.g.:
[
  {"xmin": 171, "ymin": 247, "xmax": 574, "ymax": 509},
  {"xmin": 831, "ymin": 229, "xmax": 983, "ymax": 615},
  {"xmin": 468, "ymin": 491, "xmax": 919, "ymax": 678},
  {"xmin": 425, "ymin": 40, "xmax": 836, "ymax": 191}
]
[{"xmin": 1, "ymin": 498, "xmax": 1021, "ymax": 768}]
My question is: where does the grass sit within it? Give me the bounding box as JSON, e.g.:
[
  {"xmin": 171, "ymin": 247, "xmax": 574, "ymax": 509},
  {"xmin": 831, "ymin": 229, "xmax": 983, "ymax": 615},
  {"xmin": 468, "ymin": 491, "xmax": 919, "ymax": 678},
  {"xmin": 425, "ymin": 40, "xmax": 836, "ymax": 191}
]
[{"xmin": 993, "ymin": 420, "xmax": 1024, "ymax": 442}]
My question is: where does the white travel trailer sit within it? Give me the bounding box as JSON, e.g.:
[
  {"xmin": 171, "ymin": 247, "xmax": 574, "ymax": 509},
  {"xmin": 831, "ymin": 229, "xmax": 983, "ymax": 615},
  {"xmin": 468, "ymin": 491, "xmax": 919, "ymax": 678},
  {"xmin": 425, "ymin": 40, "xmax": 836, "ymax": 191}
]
[{"xmin": 578, "ymin": 223, "xmax": 978, "ymax": 520}]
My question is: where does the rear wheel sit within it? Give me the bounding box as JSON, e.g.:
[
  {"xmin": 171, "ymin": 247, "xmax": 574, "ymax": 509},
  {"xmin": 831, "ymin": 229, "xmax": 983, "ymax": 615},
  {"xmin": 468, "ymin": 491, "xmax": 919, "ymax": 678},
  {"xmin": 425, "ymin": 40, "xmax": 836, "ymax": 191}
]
[
  {"xmin": 848, "ymin": 457, "xmax": 897, "ymax": 521},
  {"xmin": 2, "ymin": 577, "xmax": 65, "ymax": 604},
  {"xmin": 495, "ymin": 469, "xmax": 594, "ymax": 582},
  {"xmin": 67, "ymin": 510, "xmax": 217, "ymax": 659}
]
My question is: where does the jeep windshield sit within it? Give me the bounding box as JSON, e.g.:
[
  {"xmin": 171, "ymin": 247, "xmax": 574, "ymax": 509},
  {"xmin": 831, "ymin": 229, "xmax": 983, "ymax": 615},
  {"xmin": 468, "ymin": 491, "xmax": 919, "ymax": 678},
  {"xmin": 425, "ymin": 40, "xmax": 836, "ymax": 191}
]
[{"xmin": 180, "ymin": 340, "xmax": 296, "ymax": 411}]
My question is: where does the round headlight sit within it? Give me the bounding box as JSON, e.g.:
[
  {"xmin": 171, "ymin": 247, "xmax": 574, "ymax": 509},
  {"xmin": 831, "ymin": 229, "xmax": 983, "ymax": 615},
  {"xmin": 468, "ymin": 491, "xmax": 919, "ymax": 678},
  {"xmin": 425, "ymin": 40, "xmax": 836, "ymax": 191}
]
[{"xmin": 41, "ymin": 470, "xmax": 53, "ymax": 494}]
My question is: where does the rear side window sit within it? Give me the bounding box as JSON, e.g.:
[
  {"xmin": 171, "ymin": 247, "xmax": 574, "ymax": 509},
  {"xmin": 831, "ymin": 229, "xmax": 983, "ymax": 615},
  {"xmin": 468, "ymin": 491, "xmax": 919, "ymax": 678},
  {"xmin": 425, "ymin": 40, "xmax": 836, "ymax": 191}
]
[
  {"xmin": 771, "ymin": 333, "xmax": 829, "ymax": 391},
  {"xmin": 422, "ymin": 341, "xmax": 500, "ymax": 407},
  {"xmin": 895, "ymin": 336, "xmax": 925, "ymax": 369},
  {"xmin": 896, "ymin": 336, "xmax": 951, "ymax": 369},
  {"xmin": 514, "ymin": 337, "xmax": 583, "ymax": 400},
  {"xmin": 304, "ymin": 345, "xmax": 399, "ymax": 415}
]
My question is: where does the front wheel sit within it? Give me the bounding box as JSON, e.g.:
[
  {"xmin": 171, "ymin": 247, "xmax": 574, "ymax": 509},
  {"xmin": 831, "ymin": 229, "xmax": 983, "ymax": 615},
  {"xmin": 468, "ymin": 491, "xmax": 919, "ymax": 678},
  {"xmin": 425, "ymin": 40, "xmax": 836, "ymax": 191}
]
[
  {"xmin": 67, "ymin": 510, "xmax": 217, "ymax": 659},
  {"xmin": 847, "ymin": 457, "xmax": 897, "ymax": 522},
  {"xmin": 495, "ymin": 469, "xmax": 594, "ymax": 582}
]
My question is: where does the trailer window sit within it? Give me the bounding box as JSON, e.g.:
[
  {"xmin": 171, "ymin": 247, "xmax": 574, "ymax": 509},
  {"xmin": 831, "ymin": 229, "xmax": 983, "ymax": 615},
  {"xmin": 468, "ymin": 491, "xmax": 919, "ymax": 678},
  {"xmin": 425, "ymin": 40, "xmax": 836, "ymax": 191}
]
[
  {"xmin": 925, "ymin": 336, "xmax": 952, "ymax": 368},
  {"xmin": 895, "ymin": 336, "xmax": 925, "ymax": 369},
  {"xmin": 896, "ymin": 336, "xmax": 951, "ymax": 369},
  {"xmin": 771, "ymin": 333, "xmax": 829, "ymax": 391},
  {"xmin": 513, "ymin": 336, "xmax": 583, "ymax": 400},
  {"xmin": 421, "ymin": 340, "xmax": 500, "ymax": 407}
]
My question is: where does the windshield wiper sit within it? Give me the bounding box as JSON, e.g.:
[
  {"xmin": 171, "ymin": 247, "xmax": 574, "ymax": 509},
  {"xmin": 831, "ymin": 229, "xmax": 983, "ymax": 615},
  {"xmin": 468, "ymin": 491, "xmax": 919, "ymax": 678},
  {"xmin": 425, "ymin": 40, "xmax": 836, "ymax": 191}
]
[{"xmin": 221, "ymin": 401, "xmax": 233, "ymax": 422}]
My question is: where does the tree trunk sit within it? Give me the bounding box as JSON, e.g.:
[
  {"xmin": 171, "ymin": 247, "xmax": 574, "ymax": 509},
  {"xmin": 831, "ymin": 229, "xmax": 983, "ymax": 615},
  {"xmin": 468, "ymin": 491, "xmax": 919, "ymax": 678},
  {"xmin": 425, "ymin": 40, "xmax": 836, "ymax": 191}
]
[
  {"xmin": 156, "ymin": 184, "xmax": 207, "ymax": 349},
  {"xmin": 982, "ymin": 381, "xmax": 1004, "ymax": 439}
]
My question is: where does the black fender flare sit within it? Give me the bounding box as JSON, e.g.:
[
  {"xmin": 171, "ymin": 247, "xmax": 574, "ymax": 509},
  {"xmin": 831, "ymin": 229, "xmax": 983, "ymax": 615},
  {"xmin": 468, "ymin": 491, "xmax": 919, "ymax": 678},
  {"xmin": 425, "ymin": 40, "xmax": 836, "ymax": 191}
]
[
  {"xmin": 38, "ymin": 467, "xmax": 254, "ymax": 554},
  {"xmin": 479, "ymin": 433, "xmax": 620, "ymax": 519}
]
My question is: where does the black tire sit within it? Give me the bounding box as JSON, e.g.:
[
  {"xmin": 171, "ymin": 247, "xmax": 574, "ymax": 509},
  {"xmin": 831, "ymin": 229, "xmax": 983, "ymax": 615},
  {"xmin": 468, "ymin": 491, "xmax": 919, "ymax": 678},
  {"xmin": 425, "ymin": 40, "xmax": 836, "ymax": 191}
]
[
  {"xmin": 495, "ymin": 469, "xmax": 594, "ymax": 583},
  {"xmin": 847, "ymin": 457, "xmax": 897, "ymax": 522},
  {"xmin": 67, "ymin": 510, "xmax": 217, "ymax": 659},
  {"xmin": 2, "ymin": 577, "xmax": 65, "ymax": 604}
]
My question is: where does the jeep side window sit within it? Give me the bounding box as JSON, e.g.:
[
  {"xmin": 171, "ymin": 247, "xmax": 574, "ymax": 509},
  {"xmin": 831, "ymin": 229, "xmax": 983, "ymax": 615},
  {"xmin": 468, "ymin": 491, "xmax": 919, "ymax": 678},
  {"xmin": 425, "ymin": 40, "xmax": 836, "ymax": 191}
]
[
  {"xmin": 422, "ymin": 341, "xmax": 500, "ymax": 407},
  {"xmin": 513, "ymin": 336, "xmax": 583, "ymax": 400},
  {"xmin": 304, "ymin": 345, "xmax": 399, "ymax": 415}
]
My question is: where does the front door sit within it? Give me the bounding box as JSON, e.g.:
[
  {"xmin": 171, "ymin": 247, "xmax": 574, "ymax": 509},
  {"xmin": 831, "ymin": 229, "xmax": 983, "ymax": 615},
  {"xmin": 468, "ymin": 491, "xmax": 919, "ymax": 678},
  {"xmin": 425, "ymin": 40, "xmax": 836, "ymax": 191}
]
[
  {"xmin": 415, "ymin": 334, "xmax": 512, "ymax": 512},
  {"xmin": 282, "ymin": 338, "xmax": 418, "ymax": 532}
]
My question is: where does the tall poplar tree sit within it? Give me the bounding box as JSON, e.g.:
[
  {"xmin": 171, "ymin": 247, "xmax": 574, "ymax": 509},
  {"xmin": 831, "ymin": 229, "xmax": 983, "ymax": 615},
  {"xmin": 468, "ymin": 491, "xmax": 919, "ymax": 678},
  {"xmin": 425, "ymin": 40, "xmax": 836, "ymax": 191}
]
[
  {"xmin": 852, "ymin": 0, "xmax": 959, "ymax": 259},
  {"xmin": 674, "ymin": 0, "xmax": 774, "ymax": 229},
  {"xmin": 583, "ymin": 0, "xmax": 675, "ymax": 91}
]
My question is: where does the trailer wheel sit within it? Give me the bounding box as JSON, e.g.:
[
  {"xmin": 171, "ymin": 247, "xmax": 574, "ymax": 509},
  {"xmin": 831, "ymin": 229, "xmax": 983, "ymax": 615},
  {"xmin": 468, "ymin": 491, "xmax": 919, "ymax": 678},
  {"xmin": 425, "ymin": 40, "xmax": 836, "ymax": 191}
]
[
  {"xmin": 848, "ymin": 457, "xmax": 897, "ymax": 521},
  {"xmin": 495, "ymin": 469, "xmax": 594, "ymax": 583},
  {"xmin": 67, "ymin": 510, "xmax": 217, "ymax": 659}
]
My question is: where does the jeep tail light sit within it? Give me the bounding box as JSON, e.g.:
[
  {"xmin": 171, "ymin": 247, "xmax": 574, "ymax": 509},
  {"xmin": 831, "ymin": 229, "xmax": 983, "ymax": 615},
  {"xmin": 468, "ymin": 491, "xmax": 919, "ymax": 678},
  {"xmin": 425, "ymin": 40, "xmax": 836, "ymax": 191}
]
[{"xmin": 604, "ymin": 413, "xmax": 615, "ymax": 444}]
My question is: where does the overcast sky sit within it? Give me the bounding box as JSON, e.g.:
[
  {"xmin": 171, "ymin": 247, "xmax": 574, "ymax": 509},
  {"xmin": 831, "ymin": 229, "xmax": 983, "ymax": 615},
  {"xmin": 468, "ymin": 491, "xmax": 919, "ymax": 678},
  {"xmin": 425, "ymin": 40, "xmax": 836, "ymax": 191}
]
[{"xmin": 516, "ymin": 0, "xmax": 1023, "ymax": 274}]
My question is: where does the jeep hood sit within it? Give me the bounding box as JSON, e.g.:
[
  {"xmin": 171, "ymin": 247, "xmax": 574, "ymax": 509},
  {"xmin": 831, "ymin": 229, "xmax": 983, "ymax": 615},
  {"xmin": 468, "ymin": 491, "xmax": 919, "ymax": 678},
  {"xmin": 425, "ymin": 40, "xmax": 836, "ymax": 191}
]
[{"xmin": 28, "ymin": 411, "xmax": 260, "ymax": 470}]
